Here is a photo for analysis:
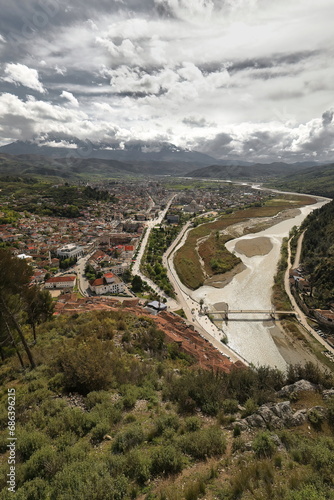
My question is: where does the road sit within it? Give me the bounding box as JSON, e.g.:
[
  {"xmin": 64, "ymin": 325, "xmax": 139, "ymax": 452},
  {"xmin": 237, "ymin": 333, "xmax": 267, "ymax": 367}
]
[
  {"xmin": 162, "ymin": 219, "xmax": 248, "ymax": 365},
  {"xmin": 284, "ymin": 235, "xmax": 334, "ymax": 356},
  {"xmin": 131, "ymin": 194, "xmax": 179, "ymax": 306}
]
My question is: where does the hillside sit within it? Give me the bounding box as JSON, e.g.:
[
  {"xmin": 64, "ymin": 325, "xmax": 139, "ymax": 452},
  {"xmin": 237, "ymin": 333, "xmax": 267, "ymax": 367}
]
[
  {"xmin": 300, "ymin": 199, "xmax": 334, "ymax": 308},
  {"xmin": 186, "ymin": 162, "xmax": 311, "ymax": 180},
  {"xmin": 0, "ymin": 153, "xmax": 207, "ymax": 180},
  {"xmin": 0, "ymin": 307, "xmax": 334, "ymax": 500},
  {"xmin": 272, "ymin": 163, "xmax": 334, "ymax": 198}
]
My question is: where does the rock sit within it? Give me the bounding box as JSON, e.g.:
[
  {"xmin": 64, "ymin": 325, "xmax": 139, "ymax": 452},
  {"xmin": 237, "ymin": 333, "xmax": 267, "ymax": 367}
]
[
  {"xmin": 291, "ymin": 409, "xmax": 307, "ymax": 426},
  {"xmin": 322, "ymin": 389, "xmax": 334, "ymax": 400},
  {"xmin": 245, "ymin": 413, "xmax": 266, "ymax": 428},
  {"xmin": 277, "ymin": 380, "xmax": 318, "ymax": 397}
]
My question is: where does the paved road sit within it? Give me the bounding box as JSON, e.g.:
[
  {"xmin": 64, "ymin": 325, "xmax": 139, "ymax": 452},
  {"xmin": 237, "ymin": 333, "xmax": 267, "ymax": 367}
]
[
  {"xmin": 285, "ymin": 236, "xmax": 334, "ymax": 356},
  {"xmin": 131, "ymin": 194, "xmax": 178, "ymax": 306},
  {"xmin": 163, "ymin": 219, "xmax": 248, "ymax": 365}
]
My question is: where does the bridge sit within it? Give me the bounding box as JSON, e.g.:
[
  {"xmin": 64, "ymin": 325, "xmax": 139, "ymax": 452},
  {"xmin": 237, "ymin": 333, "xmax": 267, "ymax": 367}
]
[{"xmin": 206, "ymin": 309, "xmax": 296, "ymax": 321}]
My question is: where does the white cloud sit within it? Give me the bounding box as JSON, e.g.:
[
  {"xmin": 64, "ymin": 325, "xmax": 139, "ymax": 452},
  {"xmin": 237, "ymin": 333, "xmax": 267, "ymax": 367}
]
[
  {"xmin": 2, "ymin": 63, "xmax": 46, "ymax": 94},
  {"xmin": 60, "ymin": 91, "xmax": 79, "ymax": 107}
]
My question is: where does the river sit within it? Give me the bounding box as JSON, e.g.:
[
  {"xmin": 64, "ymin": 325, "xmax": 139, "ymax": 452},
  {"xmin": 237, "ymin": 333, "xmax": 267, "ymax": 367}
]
[{"xmin": 192, "ymin": 199, "xmax": 329, "ymax": 370}]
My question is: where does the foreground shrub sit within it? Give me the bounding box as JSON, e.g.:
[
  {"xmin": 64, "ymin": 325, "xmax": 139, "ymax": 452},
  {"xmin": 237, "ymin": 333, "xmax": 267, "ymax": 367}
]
[
  {"xmin": 150, "ymin": 445, "xmax": 184, "ymax": 477},
  {"xmin": 252, "ymin": 431, "xmax": 276, "ymax": 458},
  {"xmin": 179, "ymin": 426, "xmax": 226, "ymax": 460},
  {"xmin": 55, "ymin": 337, "xmax": 114, "ymax": 394}
]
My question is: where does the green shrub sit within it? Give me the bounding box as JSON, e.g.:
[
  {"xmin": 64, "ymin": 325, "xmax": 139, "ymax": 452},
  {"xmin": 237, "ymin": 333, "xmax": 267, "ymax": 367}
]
[
  {"xmin": 184, "ymin": 416, "xmax": 202, "ymax": 432},
  {"xmin": 179, "ymin": 426, "xmax": 226, "ymax": 460},
  {"xmin": 150, "ymin": 445, "xmax": 184, "ymax": 477},
  {"xmin": 55, "ymin": 337, "xmax": 114, "ymax": 394},
  {"xmin": 16, "ymin": 429, "xmax": 49, "ymax": 461},
  {"xmin": 252, "ymin": 431, "xmax": 276, "ymax": 458},
  {"xmin": 50, "ymin": 460, "xmax": 129, "ymax": 500},
  {"xmin": 222, "ymin": 399, "xmax": 239, "ymax": 414},
  {"xmin": 23, "ymin": 445, "xmax": 63, "ymax": 481},
  {"xmin": 113, "ymin": 425, "xmax": 145, "ymax": 453},
  {"xmin": 125, "ymin": 449, "xmax": 151, "ymax": 484},
  {"xmin": 241, "ymin": 398, "xmax": 258, "ymax": 418},
  {"xmin": 90, "ymin": 421, "xmax": 110, "ymax": 445},
  {"xmin": 14, "ymin": 478, "xmax": 51, "ymax": 500}
]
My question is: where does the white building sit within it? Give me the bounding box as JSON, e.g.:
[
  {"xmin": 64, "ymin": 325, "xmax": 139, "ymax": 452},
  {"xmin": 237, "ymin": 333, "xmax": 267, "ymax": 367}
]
[
  {"xmin": 56, "ymin": 244, "xmax": 84, "ymax": 260},
  {"xmin": 45, "ymin": 276, "xmax": 76, "ymax": 289},
  {"xmin": 89, "ymin": 273, "xmax": 125, "ymax": 295}
]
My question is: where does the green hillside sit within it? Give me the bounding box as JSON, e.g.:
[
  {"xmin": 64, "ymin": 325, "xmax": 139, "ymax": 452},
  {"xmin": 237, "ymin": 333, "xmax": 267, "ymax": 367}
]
[
  {"xmin": 301, "ymin": 199, "xmax": 334, "ymax": 308},
  {"xmin": 272, "ymin": 163, "xmax": 334, "ymax": 198},
  {"xmin": 0, "ymin": 252, "xmax": 334, "ymax": 500}
]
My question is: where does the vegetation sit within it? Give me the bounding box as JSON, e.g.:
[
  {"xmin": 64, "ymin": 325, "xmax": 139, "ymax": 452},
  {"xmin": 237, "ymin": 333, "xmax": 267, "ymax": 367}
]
[
  {"xmin": 300, "ymin": 199, "xmax": 334, "ymax": 308},
  {"xmin": 0, "ymin": 304, "xmax": 333, "ymax": 499},
  {"xmin": 0, "ymin": 250, "xmax": 54, "ymax": 368},
  {"xmin": 272, "ymin": 237, "xmax": 292, "ymax": 311},
  {"xmin": 0, "ymin": 179, "xmax": 115, "ymax": 218},
  {"xmin": 141, "ymin": 225, "xmax": 183, "ymax": 297},
  {"xmin": 271, "ymin": 162, "xmax": 334, "ymax": 198}
]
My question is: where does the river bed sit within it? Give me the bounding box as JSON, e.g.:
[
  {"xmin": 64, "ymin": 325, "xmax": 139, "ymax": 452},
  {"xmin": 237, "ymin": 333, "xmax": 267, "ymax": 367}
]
[{"xmin": 192, "ymin": 199, "xmax": 329, "ymax": 370}]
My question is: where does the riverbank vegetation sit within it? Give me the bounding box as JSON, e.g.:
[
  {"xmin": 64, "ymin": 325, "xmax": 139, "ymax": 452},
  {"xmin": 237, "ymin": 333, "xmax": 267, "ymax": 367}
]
[
  {"xmin": 174, "ymin": 195, "xmax": 314, "ymax": 290},
  {"xmin": 0, "ymin": 303, "xmax": 334, "ymax": 499}
]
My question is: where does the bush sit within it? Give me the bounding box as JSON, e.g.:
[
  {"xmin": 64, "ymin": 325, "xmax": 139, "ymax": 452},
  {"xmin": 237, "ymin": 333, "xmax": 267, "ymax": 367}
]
[
  {"xmin": 150, "ymin": 445, "xmax": 184, "ymax": 477},
  {"xmin": 222, "ymin": 399, "xmax": 239, "ymax": 414},
  {"xmin": 16, "ymin": 429, "xmax": 49, "ymax": 461},
  {"xmin": 113, "ymin": 425, "xmax": 145, "ymax": 453},
  {"xmin": 125, "ymin": 449, "xmax": 151, "ymax": 484},
  {"xmin": 252, "ymin": 431, "xmax": 276, "ymax": 458},
  {"xmin": 184, "ymin": 417, "xmax": 202, "ymax": 433},
  {"xmin": 55, "ymin": 337, "xmax": 114, "ymax": 394},
  {"xmin": 90, "ymin": 421, "xmax": 110, "ymax": 445},
  {"xmin": 179, "ymin": 426, "xmax": 226, "ymax": 460},
  {"xmin": 14, "ymin": 478, "xmax": 51, "ymax": 500},
  {"xmin": 50, "ymin": 460, "xmax": 129, "ymax": 500}
]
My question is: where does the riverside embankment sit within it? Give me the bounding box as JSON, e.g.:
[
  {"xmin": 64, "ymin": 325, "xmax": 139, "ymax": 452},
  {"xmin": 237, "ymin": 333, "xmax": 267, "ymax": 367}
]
[{"xmin": 191, "ymin": 198, "xmax": 329, "ymax": 370}]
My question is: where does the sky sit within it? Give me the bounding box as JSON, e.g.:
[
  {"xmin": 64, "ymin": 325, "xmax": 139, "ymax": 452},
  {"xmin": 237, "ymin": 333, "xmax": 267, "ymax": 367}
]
[{"xmin": 0, "ymin": 0, "xmax": 333, "ymax": 162}]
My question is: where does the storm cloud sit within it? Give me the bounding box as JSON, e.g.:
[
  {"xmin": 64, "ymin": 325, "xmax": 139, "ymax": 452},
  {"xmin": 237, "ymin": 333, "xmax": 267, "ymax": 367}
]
[{"xmin": 0, "ymin": 0, "xmax": 333, "ymax": 162}]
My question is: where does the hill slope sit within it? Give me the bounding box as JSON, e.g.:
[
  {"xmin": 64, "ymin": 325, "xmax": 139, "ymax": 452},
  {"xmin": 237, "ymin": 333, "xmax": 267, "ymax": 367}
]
[
  {"xmin": 301, "ymin": 198, "xmax": 334, "ymax": 308},
  {"xmin": 186, "ymin": 162, "xmax": 312, "ymax": 180},
  {"xmin": 272, "ymin": 163, "xmax": 334, "ymax": 198}
]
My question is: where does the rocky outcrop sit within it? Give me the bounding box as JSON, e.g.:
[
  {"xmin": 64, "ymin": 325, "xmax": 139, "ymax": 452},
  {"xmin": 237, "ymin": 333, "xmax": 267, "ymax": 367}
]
[
  {"xmin": 233, "ymin": 400, "xmax": 327, "ymax": 431},
  {"xmin": 276, "ymin": 379, "xmax": 318, "ymax": 397},
  {"xmin": 323, "ymin": 389, "xmax": 334, "ymax": 400}
]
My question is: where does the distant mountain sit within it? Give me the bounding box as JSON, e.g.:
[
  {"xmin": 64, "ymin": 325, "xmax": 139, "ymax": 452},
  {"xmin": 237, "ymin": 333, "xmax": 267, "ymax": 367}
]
[
  {"xmin": 0, "ymin": 152, "xmax": 215, "ymax": 180},
  {"xmin": 185, "ymin": 162, "xmax": 316, "ymax": 180},
  {"xmin": 0, "ymin": 139, "xmax": 220, "ymax": 167},
  {"xmin": 272, "ymin": 163, "xmax": 334, "ymax": 198}
]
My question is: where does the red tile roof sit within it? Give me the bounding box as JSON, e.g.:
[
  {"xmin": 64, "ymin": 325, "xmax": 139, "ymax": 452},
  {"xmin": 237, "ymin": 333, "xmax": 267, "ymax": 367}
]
[{"xmin": 46, "ymin": 276, "xmax": 76, "ymax": 283}]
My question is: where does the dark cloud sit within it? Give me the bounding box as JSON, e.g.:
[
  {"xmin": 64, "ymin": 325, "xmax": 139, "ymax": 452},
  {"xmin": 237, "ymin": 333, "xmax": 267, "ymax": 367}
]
[
  {"xmin": 229, "ymin": 51, "xmax": 320, "ymax": 74},
  {"xmin": 195, "ymin": 132, "xmax": 234, "ymax": 157},
  {"xmin": 322, "ymin": 108, "xmax": 334, "ymax": 126}
]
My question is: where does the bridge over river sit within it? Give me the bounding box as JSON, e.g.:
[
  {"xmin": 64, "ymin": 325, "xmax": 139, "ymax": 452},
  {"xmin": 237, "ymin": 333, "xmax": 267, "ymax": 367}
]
[{"xmin": 206, "ymin": 309, "xmax": 297, "ymax": 321}]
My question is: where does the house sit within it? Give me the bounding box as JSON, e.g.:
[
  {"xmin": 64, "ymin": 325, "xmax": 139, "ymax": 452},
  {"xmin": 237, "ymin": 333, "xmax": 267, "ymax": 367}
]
[
  {"xmin": 89, "ymin": 274, "xmax": 125, "ymax": 295},
  {"xmin": 45, "ymin": 275, "xmax": 76, "ymax": 289},
  {"xmin": 314, "ymin": 309, "xmax": 334, "ymax": 325},
  {"xmin": 166, "ymin": 214, "xmax": 180, "ymax": 224},
  {"xmin": 57, "ymin": 243, "xmax": 84, "ymax": 260}
]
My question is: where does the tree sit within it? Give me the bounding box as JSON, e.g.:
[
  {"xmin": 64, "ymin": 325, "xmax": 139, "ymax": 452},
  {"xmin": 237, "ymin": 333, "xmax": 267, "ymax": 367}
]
[
  {"xmin": 25, "ymin": 286, "xmax": 54, "ymax": 343},
  {"xmin": 132, "ymin": 275, "xmax": 143, "ymax": 293},
  {"xmin": 0, "ymin": 249, "xmax": 35, "ymax": 368}
]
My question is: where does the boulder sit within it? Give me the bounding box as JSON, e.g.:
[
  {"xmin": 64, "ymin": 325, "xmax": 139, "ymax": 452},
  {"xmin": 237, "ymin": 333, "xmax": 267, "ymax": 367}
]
[
  {"xmin": 322, "ymin": 389, "xmax": 334, "ymax": 400},
  {"xmin": 277, "ymin": 380, "xmax": 318, "ymax": 397}
]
